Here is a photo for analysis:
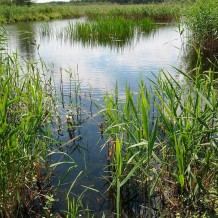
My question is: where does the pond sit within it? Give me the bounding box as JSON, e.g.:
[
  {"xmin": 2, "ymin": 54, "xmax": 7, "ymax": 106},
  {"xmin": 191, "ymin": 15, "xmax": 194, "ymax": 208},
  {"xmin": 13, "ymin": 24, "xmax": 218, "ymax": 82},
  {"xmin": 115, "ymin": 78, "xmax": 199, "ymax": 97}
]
[{"xmin": 5, "ymin": 18, "xmax": 183, "ymax": 216}]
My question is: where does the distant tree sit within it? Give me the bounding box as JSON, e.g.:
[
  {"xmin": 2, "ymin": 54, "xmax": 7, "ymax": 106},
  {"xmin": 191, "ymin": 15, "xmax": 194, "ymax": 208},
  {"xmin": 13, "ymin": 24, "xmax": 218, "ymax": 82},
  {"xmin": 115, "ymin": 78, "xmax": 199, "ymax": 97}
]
[
  {"xmin": 17, "ymin": 0, "xmax": 33, "ymax": 5},
  {"xmin": 0, "ymin": 0, "xmax": 33, "ymax": 5},
  {"xmin": 0, "ymin": 0, "xmax": 12, "ymax": 5}
]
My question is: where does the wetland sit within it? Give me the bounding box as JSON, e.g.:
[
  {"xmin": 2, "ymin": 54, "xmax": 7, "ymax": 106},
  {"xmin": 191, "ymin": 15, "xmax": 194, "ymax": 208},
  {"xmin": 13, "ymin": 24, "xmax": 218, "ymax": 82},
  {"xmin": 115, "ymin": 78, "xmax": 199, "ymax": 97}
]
[{"xmin": 0, "ymin": 1, "xmax": 218, "ymax": 217}]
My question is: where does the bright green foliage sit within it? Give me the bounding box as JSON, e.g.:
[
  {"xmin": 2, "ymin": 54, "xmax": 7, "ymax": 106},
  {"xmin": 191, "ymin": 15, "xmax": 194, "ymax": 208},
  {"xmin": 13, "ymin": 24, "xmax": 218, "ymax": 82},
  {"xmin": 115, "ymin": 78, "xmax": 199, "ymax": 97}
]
[
  {"xmin": 64, "ymin": 17, "xmax": 155, "ymax": 48},
  {"xmin": 0, "ymin": 3, "xmax": 182, "ymax": 24},
  {"xmin": 0, "ymin": 29, "xmax": 54, "ymax": 216},
  {"xmin": 0, "ymin": 27, "xmax": 92, "ymax": 217},
  {"xmin": 183, "ymin": 0, "xmax": 218, "ymax": 51},
  {"xmin": 102, "ymin": 65, "xmax": 218, "ymax": 216}
]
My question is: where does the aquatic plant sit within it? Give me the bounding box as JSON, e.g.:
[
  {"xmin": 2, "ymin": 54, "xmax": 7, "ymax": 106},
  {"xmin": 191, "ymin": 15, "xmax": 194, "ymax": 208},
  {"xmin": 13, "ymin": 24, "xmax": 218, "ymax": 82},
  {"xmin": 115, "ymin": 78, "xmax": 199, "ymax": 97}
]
[
  {"xmin": 183, "ymin": 0, "xmax": 218, "ymax": 70},
  {"xmin": 0, "ymin": 3, "xmax": 182, "ymax": 24},
  {"xmin": 102, "ymin": 65, "xmax": 218, "ymax": 216},
  {"xmin": 63, "ymin": 17, "xmax": 155, "ymax": 49},
  {"xmin": 0, "ymin": 27, "xmax": 88, "ymax": 217},
  {"xmin": 0, "ymin": 52, "xmax": 54, "ymax": 216},
  {"xmin": 184, "ymin": 0, "xmax": 218, "ymax": 49}
]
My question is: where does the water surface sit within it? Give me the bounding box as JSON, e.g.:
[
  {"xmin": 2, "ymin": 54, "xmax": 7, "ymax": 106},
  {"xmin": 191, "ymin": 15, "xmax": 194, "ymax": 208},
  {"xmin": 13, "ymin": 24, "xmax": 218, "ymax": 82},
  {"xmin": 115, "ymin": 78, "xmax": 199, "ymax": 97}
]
[{"xmin": 5, "ymin": 18, "xmax": 183, "ymax": 216}]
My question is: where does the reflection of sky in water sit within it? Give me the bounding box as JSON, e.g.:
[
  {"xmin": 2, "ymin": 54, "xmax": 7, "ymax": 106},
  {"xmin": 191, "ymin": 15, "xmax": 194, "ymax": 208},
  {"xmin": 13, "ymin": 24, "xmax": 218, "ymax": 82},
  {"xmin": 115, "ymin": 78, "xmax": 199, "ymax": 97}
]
[
  {"xmin": 6, "ymin": 20, "xmax": 182, "ymax": 99},
  {"xmin": 5, "ymin": 19, "xmax": 183, "ymax": 214},
  {"xmin": 38, "ymin": 25, "xmax": 181, "ymax": 96}
]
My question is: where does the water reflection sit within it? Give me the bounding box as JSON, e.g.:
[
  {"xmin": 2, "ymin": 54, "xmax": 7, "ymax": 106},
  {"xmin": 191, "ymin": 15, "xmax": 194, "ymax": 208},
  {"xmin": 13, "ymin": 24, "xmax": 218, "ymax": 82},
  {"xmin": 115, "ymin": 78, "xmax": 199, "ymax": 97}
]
[
  {"xmin": 183, "ymin": 44, "xmax": 218, "ymax": 74},
  {"xmin": 38, "ymin": 18, "xmax": 157, "ymax": 52},
  {"xmin": 5, "ymin": 19, "xmax": 183, "ymax": 216},
  {"xmin": 7, "ymin": 22, "xmax": 37, "ymax": 60},
  {"xmin": 6, "ymin": 20, "xmax": 182, "ymax": 99}
]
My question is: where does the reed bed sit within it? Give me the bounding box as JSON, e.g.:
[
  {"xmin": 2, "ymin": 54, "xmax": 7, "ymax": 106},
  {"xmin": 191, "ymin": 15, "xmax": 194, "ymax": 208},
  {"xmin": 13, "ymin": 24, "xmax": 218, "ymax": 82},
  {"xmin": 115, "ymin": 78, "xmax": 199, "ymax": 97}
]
[
  {"xmin": 0, "ymin": 28, "xmax": 88, "ymax": 217},
  {"xmin": 38, "ymin": 17, "xmax": 155, "ymax": 49},
  {"xmin": 0, "ymin": 3, "xmax": 182, "ymax": 24},
  {"xmin": 183, "ymin": 0, "xmax": 218, "ymax": 50},
  {"xmin": 182, "ymin": 0, "xmax": 218, "ymax": 70},
  {"xmin": 65, "ymin": 17, "xmax": 155, "ymax": 48},
  {"xmin": 101, "ymin": 66, "xmax": 218, "ymax": 216},
  {"xmin": 0, "ymin": 52, "xmax": 54, "ymax": 216}
]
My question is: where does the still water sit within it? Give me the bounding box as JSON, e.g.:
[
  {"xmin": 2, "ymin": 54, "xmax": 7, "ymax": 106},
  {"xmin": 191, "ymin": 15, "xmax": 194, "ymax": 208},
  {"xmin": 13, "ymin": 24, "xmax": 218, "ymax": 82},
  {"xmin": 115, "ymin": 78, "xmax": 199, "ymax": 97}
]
[
  {"xmin": 5, "ymin": 18, "xmax": 183, "ymax": 216},
  {"xmin": 6, "ymin": 19, "xmax": 182, "ymax": 97}
]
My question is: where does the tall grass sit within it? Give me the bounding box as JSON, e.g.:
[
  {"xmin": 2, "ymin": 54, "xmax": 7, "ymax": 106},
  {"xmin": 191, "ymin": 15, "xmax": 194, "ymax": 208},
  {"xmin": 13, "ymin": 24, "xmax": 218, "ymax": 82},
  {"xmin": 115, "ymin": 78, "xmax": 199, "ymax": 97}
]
[
  {"xmin": 0, "ymin": 27, "xmax": 88, "ymax": 217},
  {"xmin": 182, "ymin": 0, "xmax": 218, "ymax": 70},
  {"xmin": 0, "ymin": 49, "xmax": 54, "ymax": 215},
  {"xmin": 64, "ymin": 17, "xmax": 155, "ymax": 48},
  {"xmin": 102, "ymin": 65, "xmax": 218, "ymax": 216},
  {"xmin": 183, "ymin": 0, "xmax": 218, "ymax": 50},
  {"xmin": 0, "ymin": 3, "xmax": 183, "ymax": 24}
]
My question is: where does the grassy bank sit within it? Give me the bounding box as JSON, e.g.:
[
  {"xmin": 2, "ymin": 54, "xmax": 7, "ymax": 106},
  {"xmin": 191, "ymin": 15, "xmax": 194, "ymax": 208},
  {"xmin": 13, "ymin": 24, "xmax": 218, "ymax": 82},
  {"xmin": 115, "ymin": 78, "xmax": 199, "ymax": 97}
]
[{"xmin": 0, "ymin": 3, "xmax": 182, "ymax": 23}]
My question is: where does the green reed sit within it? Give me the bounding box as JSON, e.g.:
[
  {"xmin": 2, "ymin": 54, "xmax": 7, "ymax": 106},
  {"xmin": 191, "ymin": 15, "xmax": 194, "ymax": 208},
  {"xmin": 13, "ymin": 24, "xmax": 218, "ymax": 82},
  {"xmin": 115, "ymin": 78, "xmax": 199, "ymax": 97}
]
[
  {"xmin": 37, "ymin": 16, "xmax": 155, "ymax": 50},
  {"xmin": 183, "ymin": 0, "xmax": 218, "ymax": 55},
  {"xmin": 102, "ymin": 65, "xmax": 218, "ymax": 216},
  {"xmin": 0, "ymin": 50, "xmax": 54, "ymax": 216},
  {"xmin": 0, "ymin": 28, "xmax": 86, "ymax": 217},
  {"xmin": 65, "ymin": 17, "xmax": 155, "ymax": 48},
  {"xmin": 102, "ymin": 79, "xmax": 160, "ymax": 216},
  {"xmin": 0, "ymin": 3, "xmax": 182, "ymax": 24}
]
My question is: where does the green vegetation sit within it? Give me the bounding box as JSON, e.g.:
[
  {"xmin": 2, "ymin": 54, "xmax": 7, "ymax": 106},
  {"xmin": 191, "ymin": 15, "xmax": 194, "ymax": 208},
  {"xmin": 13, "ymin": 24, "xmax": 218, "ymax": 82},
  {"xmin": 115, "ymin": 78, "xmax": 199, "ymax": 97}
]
[
  {"xmin": 0, "ymin": 29, "xmax": 54, "ymax": 216},
  {"xmin": 102, "ymin": 66, "xmax": 218, "ymax": 217},
  {"xmin": 0, "ymin": 28, "xmax": 89, "ymax": 217},
  {"xmin": 0, "ymin": 3, "xmax": 182, "ymax": 23},
  {"xmin": 43, "ymin": 17, "xmax": 155, "ymax": 48},
  {"xmin": 184, "ymin": 0, "xmax": 218, "ymax": 50},
  {"xmin": 0, "ymin": 0, "xmax": 218, "ymax": 216},
  {"xmin": 183, "ymin": 0, "xmax": 218, "ymax": 70}
]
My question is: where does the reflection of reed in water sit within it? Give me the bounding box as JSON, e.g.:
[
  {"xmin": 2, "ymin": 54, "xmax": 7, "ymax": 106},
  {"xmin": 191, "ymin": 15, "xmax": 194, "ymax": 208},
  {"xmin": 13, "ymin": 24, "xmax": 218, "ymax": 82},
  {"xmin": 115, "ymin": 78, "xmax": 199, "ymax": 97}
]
[
  {"xmin": 54, "ymin": 68, "xmax": 94, "ymax": 153},
  {"xmin": 38, "ymin": 17, "xmax": 156, "ymax": 52}
]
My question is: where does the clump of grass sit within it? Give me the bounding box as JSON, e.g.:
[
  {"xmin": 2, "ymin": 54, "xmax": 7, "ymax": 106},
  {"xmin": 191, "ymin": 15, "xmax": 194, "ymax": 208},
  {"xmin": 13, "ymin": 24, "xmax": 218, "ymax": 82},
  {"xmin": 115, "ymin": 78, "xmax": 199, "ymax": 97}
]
[
  {"xmin": 102, "ymin": 65, "xmax": 218, "ymax": 216},
  {"xmin": 64, "ymin": 17, "xmax": 155, "ymax": 48},
  {"xmin": 38, "ymin": 17, "xmax": 155, "ymax": 49},
  {"xmin": 0, "ymin": 28, "xmax": 55, "ymax": 216},
  {"xmin": 183, "ymin": 0, "xmax": 218, "ymax": 54},
  {"xmin": 0, "ymin": 3, "xmax": 183, "ymax": 24},
  {"xmin": 155, "ymin": 67, "xmax": 218, "ymax": 216}
]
